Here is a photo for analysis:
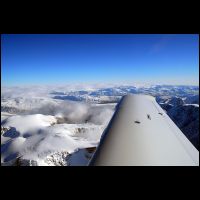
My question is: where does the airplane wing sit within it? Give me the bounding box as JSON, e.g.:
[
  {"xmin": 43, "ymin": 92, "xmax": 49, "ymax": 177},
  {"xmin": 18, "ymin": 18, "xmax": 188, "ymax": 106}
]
[{"xmin": 89, "ymin": 94, "xmax": 199, "ymax": 166}]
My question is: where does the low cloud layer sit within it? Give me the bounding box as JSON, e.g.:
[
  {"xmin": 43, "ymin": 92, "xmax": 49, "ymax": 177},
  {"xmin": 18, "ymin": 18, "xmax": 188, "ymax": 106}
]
[
  {"xmin": 2, "ymin": 84, "xmax": 117, "ymax": 126},
  {"xmin": 29, "ymin": 101, "xmax": 115, "ymax": 125}
]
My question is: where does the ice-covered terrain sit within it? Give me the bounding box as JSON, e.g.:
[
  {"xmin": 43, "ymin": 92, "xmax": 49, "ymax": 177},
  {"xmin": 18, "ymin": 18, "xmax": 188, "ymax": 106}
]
[
  {"xmin": 1, "ymin": 114, "xmax": 105, "ymax": 165},
  {"xmin": 1, "ymin": 90, "xmax": 116, "ymax": 166},
  {"xmin": 1, "ymin": 84, "xmax": 199, "ymax": 165}
]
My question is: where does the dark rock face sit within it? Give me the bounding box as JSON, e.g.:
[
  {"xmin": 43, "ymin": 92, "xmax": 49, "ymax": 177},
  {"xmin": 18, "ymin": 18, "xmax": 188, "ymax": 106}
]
[
  {"xmin": 15, "ymin": 158, "xmax": 38, "ymax": 166},
  {"xmin": 166, "ymin": 104, "xmax": 199, "ymax": 150},
  {"xmin": 2, "ymin": 127, "xmax": 20, "ymax": 138},
  {"xmin": 168, "ymin": 105, "xmax": 198, "ymax": 127},
  {"xmin": 183, "ymin": 118, "xmax": 199, "ymax": 149},
  {"xmin": 159, "ymin": 103, "xmax": 173, "ymax": 112},
  {"xmin": 157, "ymin": 95, "xmax": 199, "ymax": 151},
  {"xmin": 166, "ymin": 97, "xmax": 184, "ymax": 106},
  {"xmin": 184, "ymin": 95, "xmax": 199, "ymax": 104}
]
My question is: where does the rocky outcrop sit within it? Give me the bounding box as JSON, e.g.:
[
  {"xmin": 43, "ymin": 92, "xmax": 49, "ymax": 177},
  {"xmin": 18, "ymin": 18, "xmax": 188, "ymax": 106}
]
[{"xmin": 167, "ymin": 104, "xmax": 199, "ymax": 150}]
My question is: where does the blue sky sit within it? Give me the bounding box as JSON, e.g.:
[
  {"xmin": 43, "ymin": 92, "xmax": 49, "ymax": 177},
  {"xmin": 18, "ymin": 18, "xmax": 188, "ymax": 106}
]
[{"xmin": 1, "ymin": 34, "xmax": 199, "ymax": 86}]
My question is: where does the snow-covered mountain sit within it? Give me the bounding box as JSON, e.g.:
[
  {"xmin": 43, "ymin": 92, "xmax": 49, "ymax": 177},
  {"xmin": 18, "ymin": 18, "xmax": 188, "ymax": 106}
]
[
  {"xmin": 1, "ymin": 114, "xmax": 106, "ymax": 166},
  {"xmin": 1, "ymin": 98, "xmax": 116, "ymax": 166},
  {"xmin": 1, "ymin": 84, "xmax": 199, "ymax": 165}
]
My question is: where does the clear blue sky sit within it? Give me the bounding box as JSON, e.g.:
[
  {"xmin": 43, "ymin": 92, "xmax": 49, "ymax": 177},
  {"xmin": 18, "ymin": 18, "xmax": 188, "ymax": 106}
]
[{"xmin": 1, "ymin": 34, "xmax": 199, "ymax": 86}]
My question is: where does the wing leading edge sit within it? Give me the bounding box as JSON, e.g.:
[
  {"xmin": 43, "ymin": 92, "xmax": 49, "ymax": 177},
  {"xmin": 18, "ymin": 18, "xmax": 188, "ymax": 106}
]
[{"xmin": 89, "ymin": 94, "xmax": 199, "ymax": 166}]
